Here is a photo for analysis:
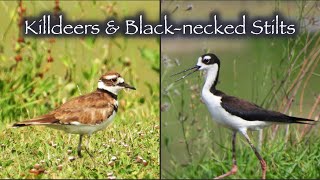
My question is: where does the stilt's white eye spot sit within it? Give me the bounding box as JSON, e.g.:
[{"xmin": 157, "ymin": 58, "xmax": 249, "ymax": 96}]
[
  {"xmin": 202, "ymin": 55, "xmax": 211, "ymax": 64},
  {"xmin": 204, "ymin": 55, "xmax": 211, "ymax": 60}
]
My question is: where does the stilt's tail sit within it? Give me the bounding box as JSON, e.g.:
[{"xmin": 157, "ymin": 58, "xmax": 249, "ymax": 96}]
[{"xmin": 288, "ymin": 116, "xmax": 317, "ymax": 125}]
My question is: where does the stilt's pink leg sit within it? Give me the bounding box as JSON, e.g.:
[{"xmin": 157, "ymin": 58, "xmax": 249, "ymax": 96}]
[
  {"xmin": 214, "ymin": 131, "xmax": 238, "ymax": 179},
  {"xmin": 241, "ymin": 131, "xmax": 267, "ymax": 180}
]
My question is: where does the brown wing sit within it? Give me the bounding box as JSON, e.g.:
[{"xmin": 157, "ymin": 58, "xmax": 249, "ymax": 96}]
[
  {"xmin": 55, "ymin": 91, "xmax": 114, "ymax": 110},
  {"xmin": 51, "ymin": 91, "xmax": 116, "ymax": 125},
  {"xmin": 13, "ymin": 91, "xmax": 117, "ymax": 126},
  {"xmin": 53, "ymin": 104, "xmax": 115, "ymax": 125}
]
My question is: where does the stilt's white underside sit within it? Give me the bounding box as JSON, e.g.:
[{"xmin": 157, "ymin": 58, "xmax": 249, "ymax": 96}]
[
  {"xmin": 201, "ymin": 64, "xmax": 271, "ymax": 132},
  {"xmin": 201, "ymin": 91, "xmax": 270, "ymax": 131}
]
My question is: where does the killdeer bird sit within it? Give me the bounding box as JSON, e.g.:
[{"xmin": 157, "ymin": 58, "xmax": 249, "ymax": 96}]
[
  {"xmin": 13, "ymin": 71, "xmax": 135, "ymax": 158},
  {"xmin": 172, "ymin": 53, "xmax": 316, "ymax": 179}
]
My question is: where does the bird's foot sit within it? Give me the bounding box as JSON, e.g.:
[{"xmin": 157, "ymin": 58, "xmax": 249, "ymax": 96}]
[
  {"xmin": 260, "ymin": 159, "xmax": 267, "ymax": 179},
  {"xmin": 77, "ymin": 147, "xmax": 94, "ymax": 158},
  {"xmin": 84, "ymin": 147, "xmax": 94, "ymax": 158},
  {"xmin": 214, "ymin": 165, "xmax": 238, "ymax": 179}
]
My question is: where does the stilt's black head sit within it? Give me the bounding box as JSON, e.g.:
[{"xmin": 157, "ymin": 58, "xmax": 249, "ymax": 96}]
[
  {"xmin": 196, "ymin": 53, "xmax": 220, "ymax": 70},
  {"xmin": 171, "ymin": 53, "xmax": 220, "ymax": 82}
]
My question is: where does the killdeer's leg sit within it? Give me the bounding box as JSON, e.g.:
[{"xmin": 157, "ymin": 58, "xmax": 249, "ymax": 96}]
[
  {"xmin": 84, "ymin": 135, "xmax": 94, "ymax": 158},
  {"xmin": 240, "ymin": 130, "xmax": 267, "ymax": 180},
  {"xmin": 86, "ymin": 135, "xmax": 91, "ymax": 149},
  {"xmin": 214, "ymin": 131, "xmax": 238, "ymax": 179},
  {"xmin": 78, "ymin": 135, "xmax": 83, "ymax": 158}
]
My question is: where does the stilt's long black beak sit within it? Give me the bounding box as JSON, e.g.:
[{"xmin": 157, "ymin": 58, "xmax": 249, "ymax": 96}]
[{"xmin": 171, "ymin": 65, "xmax": 200, "ymax": 82}]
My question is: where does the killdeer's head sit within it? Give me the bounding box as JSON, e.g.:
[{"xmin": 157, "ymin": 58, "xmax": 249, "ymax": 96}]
[
  {"xmin": 172, "ymin": 53, "xmax": 220, "ymax": 82},
  {"xmin": 98, "ymin": 71, "xmax": 136, "ymax": 95}
]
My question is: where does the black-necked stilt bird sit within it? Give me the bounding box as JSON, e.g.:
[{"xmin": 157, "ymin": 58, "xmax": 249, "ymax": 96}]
[{"xmin": 172, "ymin": 53, "xmax": 316, "ymax": 179}]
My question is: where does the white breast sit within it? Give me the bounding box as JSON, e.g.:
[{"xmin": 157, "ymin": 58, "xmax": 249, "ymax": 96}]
[{"xmin": 201, "ymin": 90, "xmax": 270, "ymax": 131}]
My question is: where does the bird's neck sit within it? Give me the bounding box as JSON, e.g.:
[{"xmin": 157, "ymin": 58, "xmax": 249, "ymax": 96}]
[
  {"xmin": 97, "ymin": 88, "xmax": 118, "ymax": 100},
  {"xmin": 203, "ymin": 64, "xmax": 220, "ymax": 94}
]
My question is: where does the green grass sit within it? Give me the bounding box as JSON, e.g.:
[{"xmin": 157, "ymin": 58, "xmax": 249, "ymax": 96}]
[
  {"xmin": 0, "ymin": 1, "xmax": 159, "ymax": 178},
  {"xmin": 0, "ymin": 99, "xmax": 159, "ymax": 179},
  {"xmin": 164, "ymin": 131, "xmax": 320, "ymax": 179}
]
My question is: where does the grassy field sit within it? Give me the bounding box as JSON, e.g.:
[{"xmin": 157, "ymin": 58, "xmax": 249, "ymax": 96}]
[
  {"xmin": 166, "ymin": 133, "xmax": 320, "ymax": 179},
  {"xmin": 0, "ymin": 1, "xmax": 159, "ymax": 179},
  {"xmin": 161, "ymin": 1, "xmax": 320, "ymax": 179}
]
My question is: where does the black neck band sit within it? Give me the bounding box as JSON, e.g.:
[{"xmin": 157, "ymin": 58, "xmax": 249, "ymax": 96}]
[
  {"xmin": 97, "ymin": 88, "xmax": 118, "ymax": 100},
  {"xmin": 209, "ymin": 67, "xmax": 220, "ymax": 94}
]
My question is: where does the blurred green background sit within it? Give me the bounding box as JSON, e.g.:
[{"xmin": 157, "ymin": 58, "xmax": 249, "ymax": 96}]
[
  {"xmin": 161, "ymin": 1, "xmax": 320, "ymax": 179},
  {"xmin": 0, "ymin": 1, "xmax": 159, "ymax": 179}
]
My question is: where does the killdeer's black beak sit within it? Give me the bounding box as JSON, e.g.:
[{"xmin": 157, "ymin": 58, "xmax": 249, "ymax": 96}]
[
  {"xmin": 119, "ymin": 82, "xmax": 136, "ymax": 90},
  {"xmin": 171, "ymin": 65, "xmax": 200, "ymax": 82}
]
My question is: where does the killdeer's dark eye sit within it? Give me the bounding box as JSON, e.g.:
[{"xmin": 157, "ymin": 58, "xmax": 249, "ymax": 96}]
[{"xmin": 111, "ymin": 78, "xmax": 117, "ymax": 83}]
